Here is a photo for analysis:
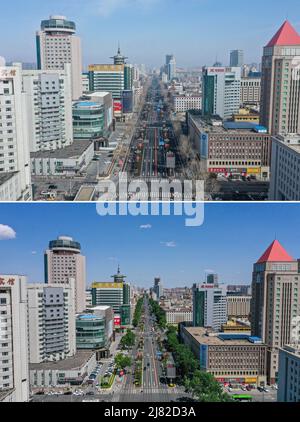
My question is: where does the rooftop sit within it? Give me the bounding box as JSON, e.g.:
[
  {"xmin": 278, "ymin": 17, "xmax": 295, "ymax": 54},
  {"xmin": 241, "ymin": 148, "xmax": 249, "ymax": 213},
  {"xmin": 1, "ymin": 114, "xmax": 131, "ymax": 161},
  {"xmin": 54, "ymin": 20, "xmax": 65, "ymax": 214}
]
[
  {"xmin": 189, "ymin": 113, "xmax": 268, "ymax": 135},
  {"xmin": 31, "ymin": 140, "xmax": 93, "ymax": 159},
  {"xmin": 184, "ymin": 327, "xmax": 264, "ymax": 346},
  {"xmin": 29, "ymin": 351, "xmax": 95, "ymax": 371},
  {"xmin": 257, "ymin": 240, "xmax": 294, "ymax": 263},
  {"xmin": 266, "ymin": 20, "xmax": 300, "ymax": 47}
]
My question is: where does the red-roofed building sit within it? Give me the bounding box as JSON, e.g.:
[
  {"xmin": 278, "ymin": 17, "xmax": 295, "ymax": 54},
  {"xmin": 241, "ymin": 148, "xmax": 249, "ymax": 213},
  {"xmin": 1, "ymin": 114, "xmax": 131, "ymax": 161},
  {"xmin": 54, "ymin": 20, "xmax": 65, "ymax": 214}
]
[
  {"xmin": 251, "ymin": 240, "xmax": 300, "ymax": 384},
  {"xmin": 257, "ymin": 240, "xmax": 294, "ymax": 263},
  {"xmin": 260, "ymin": 21, "xmax": 300, "ymax": 135}
]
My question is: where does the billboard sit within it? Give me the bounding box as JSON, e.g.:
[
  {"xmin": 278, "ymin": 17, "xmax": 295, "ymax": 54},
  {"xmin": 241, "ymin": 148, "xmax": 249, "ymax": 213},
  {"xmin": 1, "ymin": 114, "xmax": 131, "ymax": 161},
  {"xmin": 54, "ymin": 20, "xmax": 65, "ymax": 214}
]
[
  {"xmin": 114, "ymin": 316, "xmax": 121, "ymax": 327},
  {"xmin": 114, "ymin": 100, "xmax": 123, "ymax": 114}
]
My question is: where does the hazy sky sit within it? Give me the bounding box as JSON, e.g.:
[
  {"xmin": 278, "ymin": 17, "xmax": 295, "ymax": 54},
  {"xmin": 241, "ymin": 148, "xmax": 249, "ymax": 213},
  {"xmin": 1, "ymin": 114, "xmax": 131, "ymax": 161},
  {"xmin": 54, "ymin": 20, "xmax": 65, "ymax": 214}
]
[
  {"xmin": 1, "ymin": 0, "xmax": 300, "ymax": 68},
  {"xmin": 1, "ymin": 203, "xmax": 300, "ymax": 288}
]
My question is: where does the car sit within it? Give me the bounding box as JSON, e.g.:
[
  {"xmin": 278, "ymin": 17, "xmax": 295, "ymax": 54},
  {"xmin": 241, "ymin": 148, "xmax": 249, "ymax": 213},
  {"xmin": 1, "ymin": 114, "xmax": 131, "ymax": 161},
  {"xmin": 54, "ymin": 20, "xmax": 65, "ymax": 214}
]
[
  {"xmin": 86, "ymin": 392, "xmax": 95, "ymax": 396},
  {"xmin": 257, "ymin": 387, "xmax": 264, "ymax": 392},
  {"xmin": 168, "ymin": 384, "xmax": 176, "ymax": 388},
  {"xmin": 263, "ymin": 388, "xmax": 269, "ymax": 393},
  {"xmin": 64, "ymin": 391, "xmax": 72, "ymax": 395}
]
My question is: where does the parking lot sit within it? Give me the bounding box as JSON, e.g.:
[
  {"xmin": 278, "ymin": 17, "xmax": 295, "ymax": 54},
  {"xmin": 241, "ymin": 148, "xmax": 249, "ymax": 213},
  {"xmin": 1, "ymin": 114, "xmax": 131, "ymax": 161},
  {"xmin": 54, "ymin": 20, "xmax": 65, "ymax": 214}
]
[{"xmin": 224, "ymin": 385, "xmax": 278, "ymax": 402}]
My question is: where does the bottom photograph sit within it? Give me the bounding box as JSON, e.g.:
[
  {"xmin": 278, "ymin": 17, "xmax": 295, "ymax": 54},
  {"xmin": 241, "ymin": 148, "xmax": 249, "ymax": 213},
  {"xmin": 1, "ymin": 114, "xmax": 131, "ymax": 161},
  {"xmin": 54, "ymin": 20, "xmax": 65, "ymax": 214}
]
[{"xmin": 0, "ymin": 202, "xmax": 300, "ymax": 405}]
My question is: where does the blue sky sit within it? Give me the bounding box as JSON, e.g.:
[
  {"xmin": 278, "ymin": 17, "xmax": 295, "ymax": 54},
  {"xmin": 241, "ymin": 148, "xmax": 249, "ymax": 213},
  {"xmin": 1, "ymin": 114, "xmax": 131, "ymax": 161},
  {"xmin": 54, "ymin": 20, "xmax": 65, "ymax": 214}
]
[
  {"xmin": 1, "ymin": 0, "xmax": 300, "ymax": 67},
  {"xmin": 1, "ymin": 203, "xmax": 300, "ymax": 288}
]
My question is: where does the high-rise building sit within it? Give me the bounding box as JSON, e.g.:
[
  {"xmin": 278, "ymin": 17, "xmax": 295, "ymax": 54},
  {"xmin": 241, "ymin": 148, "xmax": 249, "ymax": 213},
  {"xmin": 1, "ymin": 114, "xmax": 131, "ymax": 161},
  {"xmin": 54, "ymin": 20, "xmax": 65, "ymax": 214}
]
[
  {"xmin": 206, "ymin": 273, "xmax": 218, "ymax": 285},
  {"xmin": 0, "ymin": 275, "xmax": 29, "ymax": 402},
  {"xmin": 192, "ymin": 282, "xmax": 227, "ymax": 331},
  {"xmin": 260, "ymin": 21, "xmax": 300, "ymax": 135},
  {"xmin": 36, "ymin": 15, "xmax": 82, "ymax": 100},
  {"xmin": 230, "ymin": 50, "xmax": 244, "ymax": 67},
  {"xmin": 0, "ymin": 64, "xmax": 32, "ymax": 201},
  {"xmin": 241, "ymin": 76, "xmax": 261, "ymax": 106},
  {"xmin": 166, "ymin": 55, "xmax": 176, "ymax": 81},
  {"xmin": 251, "ymin": 240, "xmax": 300, "ymax": 384},
  {"xmin": 27, "ymin": 281, "xmax": 76, "ymax": 364},
  {"xmin": 202, "ymin": 66, "xmax": 241, "ymax": 120},
  {"xmin": 91, "ymin": 267, "xmax": 131, "ymax": 326},
  {"xmin": 44, "ymin": 236, "xmax": 86, "ymax": 313},
  {"xmin": 22, "ymin": 65, "xmax": 73, "ymax": 152},
  {"xmin": 278, "ymin": 344, "xmax": 300, "ymax": 402},
  {"xmin": 73, "ymin": 101, "xmax": 105, "ymax": 141},
  {"xmin": 88, "ymin": 64, "xmax": 125, "ymax": 118},
  {"xmin": 153, "ymin": 277, "xmax": 164, "ymax": 300}
]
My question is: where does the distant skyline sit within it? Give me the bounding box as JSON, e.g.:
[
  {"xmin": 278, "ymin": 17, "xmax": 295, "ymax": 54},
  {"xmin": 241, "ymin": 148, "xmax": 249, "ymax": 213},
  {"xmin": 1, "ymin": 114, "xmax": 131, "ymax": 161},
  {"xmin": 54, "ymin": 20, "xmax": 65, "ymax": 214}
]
[
  {"xmin": 1, "ymin": 203, "xmax": 300, "ymax": 288},
  {"xmin": 1, "ymin": 0, "xmax": 300, "ymax": 68}
]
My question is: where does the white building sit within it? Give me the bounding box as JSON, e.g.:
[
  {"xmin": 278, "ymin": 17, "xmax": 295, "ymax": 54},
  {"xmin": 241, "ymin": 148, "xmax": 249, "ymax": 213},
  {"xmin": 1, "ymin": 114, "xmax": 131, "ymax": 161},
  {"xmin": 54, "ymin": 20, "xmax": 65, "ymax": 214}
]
[
  {"xmin": 82, "ymin": 73, "xmax": 90, "ymax": 94},
  {"xmin": 173, "ymin": 94, "xmax": 201, "ymax": 113},
  {"xmin": 0, "ymin": 64, "xmax": 31, "ymax": 201},
  {"xmin": 31, "ymin": 139, "xmax": 94, "ymax": 177},
  {"xmin": 36, "ymin": 15, "xmax": 82, "ymax": 100},
  {"xmin": 164, "ymin": 309, "xmax": 193, "ymax": 325},
  {"xmin": 44, "ymin": 236, "xmax": 86, "ymax": 314},
  {"xmin": 22, "ymin": 64, "xmax": 73, "ymax": 152},
  {"xmin": 0, "ymin": 275, "xmax": 29, "ymax": 402},
  {"xmin": 27, "ymin": 281, "xmax": 76, "ymax": 364},
  {"xmin": 30, "ymin": 351, "xmax": 96, "ymax": 388},
  {"xmin": 278, "ymin": 344, "xmax": 300, "ymax": 402},
  {"xmin": 241, "ymin": 77, "xmax": 261, "ymax": 106},
  {"xmin": 269, "ymin": 134, "xmax": 300, "ymax": 200},
  {"xmin": 192, "ymin": 283, "xmax": 228, "ymax": 332},
  {"xmin": 202, "ymin": 66, "xmax": 241, "ymax": 120}
]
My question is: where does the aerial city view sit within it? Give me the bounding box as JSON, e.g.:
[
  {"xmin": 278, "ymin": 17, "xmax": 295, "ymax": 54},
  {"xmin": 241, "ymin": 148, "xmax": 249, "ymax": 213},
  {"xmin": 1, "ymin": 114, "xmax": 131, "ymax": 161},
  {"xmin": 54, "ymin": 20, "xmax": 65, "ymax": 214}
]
[
  {"xmin": 1, "ymin": 0, "xmax": 300, "ymax": 201},
  {"xmin": 1, "ymin": 0, "xmax": 300, "ymax": 411},
  {"xmin": 0, "ymin": 203, "xmax": 300, "ymax": 404}
]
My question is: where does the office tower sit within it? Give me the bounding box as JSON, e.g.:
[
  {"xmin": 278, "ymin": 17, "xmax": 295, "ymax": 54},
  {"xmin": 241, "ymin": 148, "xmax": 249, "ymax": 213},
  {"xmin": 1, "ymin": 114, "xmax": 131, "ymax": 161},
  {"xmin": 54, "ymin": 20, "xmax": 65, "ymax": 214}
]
[
  {"xmin": 84, "ymin": 92, "xmax": 113, "ymax": 139},
  {"xmin": 278, "ymin": 345, "xmax": 300, "ymax": 402},
  {"xmin": 36, "ymin": 15, "xmax": 82, "ymax": 100},
  {"xmin": 27, "ymin": 281, "xmax": 76, "ymax": 364},
  {"xmin": 44, "ymin": 236, "xmax": 86, "ymax": 313},
  {"xmin": 241, "ymin": 76, "xmax": 261, "ymax": 106},
  {"xmin": 230, "ymin": 50, "xmax": 244, "ymax": 67},
  {"xmin": 206, "ymin": 273, "xmax": 218, "ymax": 286},
  {"xmin": 22, "ymin": 64, "xmax": 73, "ymax": 152},
  {"xmin": 0, "ymin": 64, "xmax": 31, "ymax": 201},
  {"xmin": 251, "ymin": 240, "xmax": 300, "ymax": 384},
  {"xmin": 269, "ymin": 134, "xmax": 300, "ymax": 200},
  {"xmin": 0, "ymin": 275, "xmax": 29, "ymax": 402},
  {"xmin": 192, "ymin": 282, "xmax": 227, "ymax": 331},
  {"xmin": 166, "ymin": 55, "xmax": 176, "ymax": 81},
  {"xmin": 202, "ymin": 66, "xmax": 241, "ymax": 120},
  {"xmin": 92, "ymin": 267, "xmax": 131, "ymax": 326},
  {"xmin": 88, "ymin": 64, "xmax": 125, "ymax": 118},
  {"xmin": 260, "ymin": 21, "xmax": 300, "ymax": 135},
  {"xmin": 153, "ymin": 277, "xmax": 164, "ymax": 299}
]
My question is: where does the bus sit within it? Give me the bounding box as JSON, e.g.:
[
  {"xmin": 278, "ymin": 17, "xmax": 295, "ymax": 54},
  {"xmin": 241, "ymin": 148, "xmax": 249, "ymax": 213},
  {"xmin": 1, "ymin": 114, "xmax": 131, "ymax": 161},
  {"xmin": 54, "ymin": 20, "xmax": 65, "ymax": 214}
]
[{"xmin": 232, "ymin": 394, "xmax": 253, "ymax": 402}]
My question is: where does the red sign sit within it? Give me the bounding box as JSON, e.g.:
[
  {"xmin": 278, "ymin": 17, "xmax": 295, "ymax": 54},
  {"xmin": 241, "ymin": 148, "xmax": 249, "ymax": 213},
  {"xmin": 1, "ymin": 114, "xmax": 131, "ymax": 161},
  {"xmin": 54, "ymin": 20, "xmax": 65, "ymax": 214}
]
[
  {"xmin": 113, "ymin": 101, "xmax": 123, "ymax": 113},
  {"xmin": 209, "ymin": 168, "xmax": 226, "ymax": 173},
  {"xmin": 0, "ymin": 277, "xmax": 15, "ymax": 286},
  {"xmin": 114, "ymin": 316, "xmax": 121, "ymax": 327}
]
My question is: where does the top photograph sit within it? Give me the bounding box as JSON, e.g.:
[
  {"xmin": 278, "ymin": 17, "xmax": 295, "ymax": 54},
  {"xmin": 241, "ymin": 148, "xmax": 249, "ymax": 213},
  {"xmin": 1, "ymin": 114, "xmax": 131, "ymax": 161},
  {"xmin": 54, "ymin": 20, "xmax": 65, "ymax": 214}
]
[{"xmin": 0, "ymin": 0, "xmax": 300, "ymax": 202}]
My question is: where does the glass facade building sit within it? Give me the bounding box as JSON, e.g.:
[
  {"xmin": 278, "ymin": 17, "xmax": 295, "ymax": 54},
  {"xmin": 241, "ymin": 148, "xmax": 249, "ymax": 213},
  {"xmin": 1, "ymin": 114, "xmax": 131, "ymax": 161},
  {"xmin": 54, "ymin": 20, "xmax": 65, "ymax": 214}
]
[
  {"xmin": 73, "ymin": 101, "xmax": 105, "ymax": 140},
  {"xmin": 76, "ymin": 314, "xmax": 106, "ymax": 349}
]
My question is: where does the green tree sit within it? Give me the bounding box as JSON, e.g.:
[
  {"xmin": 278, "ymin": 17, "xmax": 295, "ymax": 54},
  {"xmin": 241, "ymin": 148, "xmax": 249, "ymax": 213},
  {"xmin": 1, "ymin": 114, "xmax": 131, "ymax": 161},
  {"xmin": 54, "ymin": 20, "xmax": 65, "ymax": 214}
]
[
  {"xmin": 186, "ymin": 371, "xmax": 233, "ymax": 402},
  {"xmin": 115, "ymin": 353, "xmax": 132, "ymax": 370},
  {"xmin": 120, "ymin": 329, "xmax": 136, "ymax": 349}
]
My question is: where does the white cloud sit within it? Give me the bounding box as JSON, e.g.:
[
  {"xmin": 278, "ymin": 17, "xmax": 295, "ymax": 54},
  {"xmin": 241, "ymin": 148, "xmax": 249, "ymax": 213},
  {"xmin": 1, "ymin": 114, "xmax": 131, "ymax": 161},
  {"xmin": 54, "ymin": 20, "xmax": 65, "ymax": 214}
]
[
  {"xmin": 161, "ymin": 241, "xmax": 176, "ymax": 248},
  {"xmin": 97, "ymin": 0, "xmax": 160, "ymax": 16},
  {"xmin": 0, "ymin": 224, "xmax": 16, "ymax": 240},
  {"xmin": 140, "ymin": 224, "xmax": 152, "ymax": 229},
  {"xmin": 31, "ymin": 251, "xmax": 37, "ymax": 255}
]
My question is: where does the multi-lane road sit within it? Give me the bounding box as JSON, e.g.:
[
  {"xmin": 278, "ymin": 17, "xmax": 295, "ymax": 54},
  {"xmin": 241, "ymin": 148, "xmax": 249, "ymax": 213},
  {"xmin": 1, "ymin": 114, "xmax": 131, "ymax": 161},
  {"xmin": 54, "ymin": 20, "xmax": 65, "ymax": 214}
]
[
  {"xmin": 123, "ymin": 78, "xmax": 186, "ymax": 189},
  {"xmin": 117, "ymin": 297, "xmax": 190, "ymax": 402}
]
